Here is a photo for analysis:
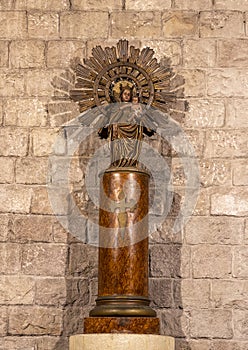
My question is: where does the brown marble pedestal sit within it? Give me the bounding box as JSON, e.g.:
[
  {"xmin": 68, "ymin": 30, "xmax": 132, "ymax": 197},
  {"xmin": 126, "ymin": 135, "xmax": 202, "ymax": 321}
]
[
  {"xmin": 84, "ymin": 317, "xmax": 159, "ymax": 334},
  {"xmin": 86, "ymin": 168, "xmax": 159, "ymax": 334}
]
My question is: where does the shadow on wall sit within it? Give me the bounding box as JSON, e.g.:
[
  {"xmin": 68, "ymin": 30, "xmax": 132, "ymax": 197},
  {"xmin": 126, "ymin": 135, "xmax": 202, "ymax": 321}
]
[
  {"xmin": 147, "ymin": 135, "xmax": 191, "ymax": 349},
  {"xmin": 53, "ymin": 132, "xmax": 101, "ymax": 350},
  {"xmin": 53, "ymin": 237, "xmax": 98, "ymax": 350},
  {"xmin": 149, "ymin": 189, "xmax": 191, "ymax": 350}
]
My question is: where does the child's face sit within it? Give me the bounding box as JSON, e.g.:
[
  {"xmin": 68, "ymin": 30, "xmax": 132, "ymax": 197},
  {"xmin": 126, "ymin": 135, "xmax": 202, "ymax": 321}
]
[
  {"xmin": 121, "ymin": 89, "xmax": 131, "ymax": 102},
  {"xmin": 132, "ymin": 97, "xmax": 138, "ymax": 104}
]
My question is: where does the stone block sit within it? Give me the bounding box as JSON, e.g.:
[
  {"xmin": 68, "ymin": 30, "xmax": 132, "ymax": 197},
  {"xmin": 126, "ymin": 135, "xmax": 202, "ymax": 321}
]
[
  {"xmin": 233, "ymin": 160, "xmax": 248, "ymax": 186},
  {"xmin": 9, "ymin": 215, "xmax": 54, "ymax": 242},
  {"xmin": 0, "ymin": 276, "xmax": 35, "ymax": 304},
  {"xmin": 207, "ymin": 69, "xmax": 248, "ymax": 97},
  {"xmin": 21, "ymin": 243, "xmax": 67, "ymax": 276},
  {"xmin": 192, "ymin": 245, "xmax": 232, "ymax": 278},
  {"xmin": 245, "ymin": 220, "xmax": 248, "ymax": 244},
  {"xmin": 211, "ymin": 188, "xmax": 248, "ymax": 216},
  {"xmin": 10, "ymin": 40, "xmax": 45, "ymax": 68},
  {"xmin": 170, "ymin": 158, "xmax": 186, "ymax": 187},
  {"xmin": 185, "ymin": 99, "xmax": 225, "ymax": 128},
  {"xmin": 180, "ymin": 279, "xmax": 210, "ymax": 309},
  {"xmin": 60, "ymin": 12, "xmax": 108, "ymax": 39},
  {"xmin": 0, "ymin": 185, "xmax": 32, "ymax": 213},
  {"xmin": 162, "ymin": 11, "xmax": 198, "ymax": 38},
  {"xmin": 26, "ymin": 70, "xmax": 57, "ymax": 97},
  {"xmin": 0, "ymin": 307, "xmax": 7, "ymax": 336},
  {"xmin": 47, "ymin": 40, "xmax": 86, "ymax": 68},
  {"xmin": 8, "ymin": 306, "xmax": 63, "ymax": 335},
  {"xmin": 4, "ymin": 98, "xmax": 47, "ymax": 127},
  {"xmin": 37, "ymin": 336, "xmax": 63, "ymax": 350},
  {"xmin": 0, "ymin": 127, "xmax": 28, "ymax": 156},
  {"xmin": 35, "ymin": 278, "xmax": 67, "ymax": 306},
  {"xmin": 0, "ymin": 11, "xmax": 27, "ymax": 38},
  {"xmin": 185, "ymin": 129, "xmax": 205, "ymax": 157},
  {"xmin": 66, "ymin": 277, "xmax": 90, "ymax": 306},
  {"xmin": 181, "ymin": 246, "xmax": 191, "ymax": 278},
  {"xmin": 31, "ymin": 186, "xmax": 54, "ymax": 215},
  {"xmin": 86, "ymin": 39, "xmax": 141, "ymax": 58},
  {"xmin": 64, "ymin": 304, "xmax": 86, "ymax": 335},
  {"xmin": 141, "ymin": 40, "xmax": 182, "ymax": 65},
  {"xmin": 126, "ymin": 0, "xmax": 171, "ymax": 10},
  {"xmin": 0, "ymin": 1, "xmax": 14, "ymax": 9},
  {"xmin": 226, "ymin": 99, "xmax": 248, "ymax": 128},
  {"xmin": 0, "ymin": 157, "xmax": 15, "ymax": 183},
  {"xmin": 0, "ymin": 215, "xmax": 9, "ymax": 241},
  {"xmin": 0, "ymin": 41, "xmax": 8, "ymax": 67},
  {"xmin": 31, "ymin": 128, "xmax": 60, "ymax": 156},
  {"xmin": 210, "ymin": 341, "xmax": 248, "ymax": 350},
  {"xmin": 150, "ymin": 278, "xmax": 173, "ymax": 308},
  {"xmin": 205, "ymin": 130, "xmax": 247, "ymax": 157},
  {"xmin": 233, "ymin": 246, "xmax": 248, "ymax": 278},
  {"xmin": 159, "ymin": 309, "xmax": 187, "ymax": 338},
  {"xmin": 69, "ymin": 243, "xmax": 98, "ymax": 277},
  {"xmin": 52, "ymin": 220, "xmax": 69, "ymax": 243},
  {"xmin": 72, "ymin": 0, "xmax": 122, "ymax": 10},
  {"xmin": 149, "ymin": 217, "xmax": 182, "ymax": 245},
  {"xmin": 218, "ymin": 39, "xmax": 248, "ymax": 68},
  {"xmin": 15, "ymin": 0, "xmax": 69, "ymax": 10},
  {"xmin": 178, "ymin": 158, "xmax": 230, "ymax": 190},
  {"xmin": 0, "ymin": 243, "xmax": 21, "ymax": 274},
  {"xmin": 0, "ymin": 71, "xmax": 24, "ymax": 97},
  {"xmin": 215, "ymin": 0, "xmax": 248, "ymax": 10},
  {"xmin": 179, "ymin": 69, "xmax": 206, "ymax": 97},
  {"xmin": 48, "ymin": 155, "xmax": 74, "ymax": 185},
  {"xmin": 183, "ymin": 39, "xmax": 216, "ymax": 67},
  {"xmin": 16, "ymin": 157, "xmax": 48, "ymax": 184},
  {"xmin": 181, "ymin": 339, "xmax": 211, "ymax": 350},
  {"xmin": 200, "ymin": 11, "xmax": 244, "ymax": 38},
  {"xmin": 31, "ymin": 186, "xmax": 70, "ymax": 216},
  {"xmin": 200, "ymin": 159, "xmax": 231, "ymax": 187},
  {"xmin": 233, "ymin": 310, "xmax": 248, "ymax": 340},
  {"xmin": 28, "ymin": 13, "xmax": 59, "ymax": 39},
  {"xmin": 212, "ymin": 280, "xmax": 248, "ymax": 308},
  {"xmin": 2, "ymin": 336, "xmax": 61, "ymax": 350},
  {"xmin": 89, "ymin": 279, "xmax": 97, "ymax": 304},
  {"xmin": 190, "ymin": 309, "xmax": 233, "ymax": 338},
  {"xmin": 192, "ymin": 188, "xmax": 210, "ymax": 216},
  {"xmin": 175, "ymin": 0, "xmax": 212, "ymax": 10},
  {"xmin": 246, "ymin": 13, "xmax": 248, "ymax": 34},
  {"xmin": 185, "ymin": 217, "xmax": 244, "ymax": 245},
  {"xmin": 0, "ymin": 101, "xmax": 2, "ymax": 125},
  {"xmin": 111, "ymin": 11, "xmax": 161, "ymax": 39},
  {"xmin": 150, "ymin": 244, "xmax": 181, "ymax": 277},
  {"xmin": 48, "ymin": 100, "xmax": 79, "ymax": 127}
]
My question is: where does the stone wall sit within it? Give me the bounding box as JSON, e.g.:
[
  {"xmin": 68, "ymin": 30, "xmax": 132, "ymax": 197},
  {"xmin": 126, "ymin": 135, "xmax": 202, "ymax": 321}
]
[{"xmin": 0, "ymin": 0, "xmax": 248, "ymax": 349}]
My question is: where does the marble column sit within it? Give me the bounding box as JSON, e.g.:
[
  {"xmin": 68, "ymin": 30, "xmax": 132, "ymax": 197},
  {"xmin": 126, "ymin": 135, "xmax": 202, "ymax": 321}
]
[{"xmin": 84, "ymin": 168, "xmax": 159, "ymax": 334}]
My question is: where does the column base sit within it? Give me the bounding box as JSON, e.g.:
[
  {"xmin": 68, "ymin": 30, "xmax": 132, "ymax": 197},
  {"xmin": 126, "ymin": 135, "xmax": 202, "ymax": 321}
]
[
  {"xmin": 84, "ymin": 316, "xmax": 160, "ymax": 334},
  {"xmin": 70, "ymin": 334, "xmax": 175, "ymax": 350},
  {"xmin": 89, "ymin": 295, "xmax": 156, "ymax": 317}
]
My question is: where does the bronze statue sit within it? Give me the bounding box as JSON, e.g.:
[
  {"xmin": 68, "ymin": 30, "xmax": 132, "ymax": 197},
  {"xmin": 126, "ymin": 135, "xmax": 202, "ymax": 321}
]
[
  {"xmin": 98, "ymin": 85, "xmax": 151, "ymax": 168},
  {"xmin": 70, "ymin": 39, "xmax": 185, "ymax": 169}
]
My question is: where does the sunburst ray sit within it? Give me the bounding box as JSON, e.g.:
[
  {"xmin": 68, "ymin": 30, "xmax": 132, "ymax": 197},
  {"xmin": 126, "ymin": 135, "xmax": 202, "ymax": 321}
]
[{"xmin": 69, "ymin": 39, "xmax": 186, "ymax": 124}]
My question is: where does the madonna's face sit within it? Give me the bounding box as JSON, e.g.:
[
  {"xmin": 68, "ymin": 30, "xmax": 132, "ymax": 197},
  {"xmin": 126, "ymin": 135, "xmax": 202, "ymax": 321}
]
[{"xmin": 121, "ymin": 89, "xmax": 131, "ymax": 102}]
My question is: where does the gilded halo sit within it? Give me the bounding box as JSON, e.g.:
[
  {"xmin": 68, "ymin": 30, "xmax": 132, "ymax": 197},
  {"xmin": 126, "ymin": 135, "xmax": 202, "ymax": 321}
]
[{"xmin": 69, "ymin": 39, "xmax": 185, "ymax": 120}]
